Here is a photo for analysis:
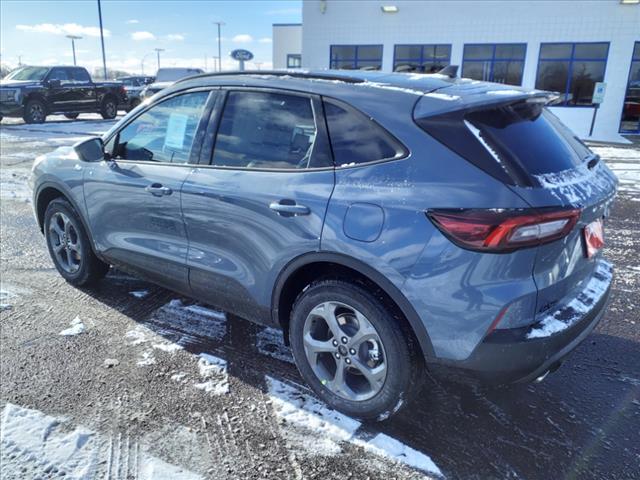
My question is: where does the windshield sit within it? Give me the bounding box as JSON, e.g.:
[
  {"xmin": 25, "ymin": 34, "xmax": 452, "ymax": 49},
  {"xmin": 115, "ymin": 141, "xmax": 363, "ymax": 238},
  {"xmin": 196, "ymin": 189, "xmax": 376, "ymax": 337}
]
[{"xmin": 6, "ymin": 66, "xmax": 50, "ymax": 81}]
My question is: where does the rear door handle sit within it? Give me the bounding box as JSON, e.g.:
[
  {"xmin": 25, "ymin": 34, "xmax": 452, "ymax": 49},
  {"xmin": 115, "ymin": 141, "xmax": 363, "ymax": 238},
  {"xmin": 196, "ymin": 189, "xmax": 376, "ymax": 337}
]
[
  {"xmin": 145, "ymin": 183, "xmax": 172, "ymax": 196},
  {"xmin": 269, "ymin": 201, "xmax": 310, "ymax": 216}
]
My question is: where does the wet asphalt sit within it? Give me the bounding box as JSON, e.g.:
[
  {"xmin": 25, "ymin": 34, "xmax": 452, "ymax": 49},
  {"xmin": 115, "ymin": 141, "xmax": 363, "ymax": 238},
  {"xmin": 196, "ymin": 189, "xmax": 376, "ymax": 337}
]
[{"xmin": 0, "ymin": 117, "xmax": 639, "ymax": 479}]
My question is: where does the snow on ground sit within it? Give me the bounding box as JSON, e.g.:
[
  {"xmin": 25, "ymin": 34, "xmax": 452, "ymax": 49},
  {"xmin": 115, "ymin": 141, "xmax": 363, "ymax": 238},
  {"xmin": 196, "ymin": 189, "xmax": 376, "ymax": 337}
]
[
  {"xmin": 266, "ymin": 376, "xmax": 442, "ymax": 477},
  {"xmin": 0, "ymin": 167, "xmax": 31, "ymax": 202},
  {"xmin": 193, "ymin": 353, "xmax": 229, "ymax": 395},
  {"xmin": 130, "ymin": 289, "xmax": 150, "ymax": 298},
  {"xmin": 591, "ymin": 144, "xmax": 640, "ymax": 197},
  {"xmin": 0, "ymin": 403, "xmax": 203, "ymax": 480},
  {"xmin": 59, "ymin": 315, "xmax": 86, "ymax": 336},
  {"xmin": 256, "ymin": 326, "xmax": 295, "ymax": 363}
]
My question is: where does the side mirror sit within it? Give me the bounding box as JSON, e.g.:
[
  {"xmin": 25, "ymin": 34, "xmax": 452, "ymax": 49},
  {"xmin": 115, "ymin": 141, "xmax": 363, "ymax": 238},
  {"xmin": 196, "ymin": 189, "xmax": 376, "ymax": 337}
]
[
  {"xmin": 48, "ymin": 79, "xmax": 61, "ymax": 88},
  {"xmin": 74, "ymin": 137, "xmax": 105, "ymax": 162}
]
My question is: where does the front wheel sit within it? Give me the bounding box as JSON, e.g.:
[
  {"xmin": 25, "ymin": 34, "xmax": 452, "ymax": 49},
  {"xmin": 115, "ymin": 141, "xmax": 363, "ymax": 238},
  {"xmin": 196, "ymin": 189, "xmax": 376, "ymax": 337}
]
[
  {"xmin": 289, "ymin": 279, "xmax": 421, "ymax": 421},
  {"xmin": 44, "ymin": 198, "xmax": 110, "ymax": 286},
  {"xmin": 100, "ymin": 97, "xmax": 117, "ymax": 119},
  {"xmin": 23, "ymin": 99, "xmax": 46, "ymax": 124}
]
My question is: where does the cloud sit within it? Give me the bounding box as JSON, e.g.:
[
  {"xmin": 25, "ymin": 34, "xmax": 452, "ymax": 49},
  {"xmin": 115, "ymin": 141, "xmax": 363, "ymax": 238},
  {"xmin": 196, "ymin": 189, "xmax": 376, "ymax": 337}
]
[
  {"xmin": 131, "ymin": 31, "xmax": 156, "ymax": 41},
  {"xmin": 232, "ymin": 34, "xmax": 253, "ymax": 44},
  {"xmin": 166, "ymin": 34, "xmax": 185, "ymax": 41},
  {"xmin": 126, "ymin": 19, "xmax": 139, "ymax": 24},
  {"xmin": 16, "ymin": 23, "xmax": 110, "ymax": 38},
  {"xmin": 258, "ymin": 37, "xmax": 272, "ymax": 44},
  {"xmin": 265, "ymin": 8, "xmax": 301, "ymax": 15}
]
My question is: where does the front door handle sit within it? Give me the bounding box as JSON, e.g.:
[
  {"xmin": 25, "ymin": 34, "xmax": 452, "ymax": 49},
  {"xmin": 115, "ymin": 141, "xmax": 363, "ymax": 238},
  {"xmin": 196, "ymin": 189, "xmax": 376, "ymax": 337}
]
[
  {"xmin": 145, "ymin": 183, "xmax": 172, "ymax": 196},
  {"xmin": 269, "ymin": 201, "xmax": 310, "ymax": 216}
]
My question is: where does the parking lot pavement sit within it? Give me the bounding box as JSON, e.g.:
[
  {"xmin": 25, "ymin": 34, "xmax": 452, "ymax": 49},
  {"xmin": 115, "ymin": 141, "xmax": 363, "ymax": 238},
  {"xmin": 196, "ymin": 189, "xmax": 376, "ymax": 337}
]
[{"xmin": 1, "ymin": 118, "xmax": 639, "ymax": 479}]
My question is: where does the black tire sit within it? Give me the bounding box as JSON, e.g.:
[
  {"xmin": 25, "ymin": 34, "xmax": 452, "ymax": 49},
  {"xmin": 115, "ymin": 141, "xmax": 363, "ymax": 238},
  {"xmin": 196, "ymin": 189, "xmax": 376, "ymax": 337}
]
[
  {"xmin": 23, "ymin": 99, "xmax": 47, "ymax": 124},
  {"xmin": 100, "ymin": 96, "xmax": 117, "ymax": 119},
  {"xmin": 289, "ymin": 279, "xmax": 421, "ymax": 421},
  {"xmin": 64, "ymin": 113, "xmax": 79, "ymax": 120},
  {"xmin": 44, "ymin": 198, "xmax": 110, "ymax": 286}
]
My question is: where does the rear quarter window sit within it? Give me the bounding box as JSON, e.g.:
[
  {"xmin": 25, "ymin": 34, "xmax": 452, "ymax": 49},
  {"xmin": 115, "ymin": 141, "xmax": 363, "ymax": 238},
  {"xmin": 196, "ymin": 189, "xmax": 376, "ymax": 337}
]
[{"xmin": 323, "ymin": 99, "xmax": 406, "ymax": 166}]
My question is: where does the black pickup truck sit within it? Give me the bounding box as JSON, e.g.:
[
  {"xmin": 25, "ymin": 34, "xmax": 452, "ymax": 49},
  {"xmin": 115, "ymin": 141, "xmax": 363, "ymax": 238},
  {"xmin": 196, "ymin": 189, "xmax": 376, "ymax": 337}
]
[{"xmin": 0, "ymin": 66, "xmax": 126, "ymax": 123}]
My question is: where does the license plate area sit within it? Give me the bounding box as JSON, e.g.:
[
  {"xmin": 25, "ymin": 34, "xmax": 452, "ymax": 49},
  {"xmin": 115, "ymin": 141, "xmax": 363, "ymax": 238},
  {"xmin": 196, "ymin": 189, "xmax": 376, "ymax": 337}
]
[{"xmin": 583, "ymin": 218, "xmax": 605, "ymax": 258}]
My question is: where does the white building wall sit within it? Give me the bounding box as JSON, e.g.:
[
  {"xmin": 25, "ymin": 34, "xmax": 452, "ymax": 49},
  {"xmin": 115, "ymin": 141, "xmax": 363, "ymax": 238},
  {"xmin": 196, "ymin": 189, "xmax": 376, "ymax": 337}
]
[
  {"xmin": 273, "ymin": 24, "xmax": 302, "ymax": 69},
  {"xmin": 302, "ymin": 0, "xmax": 640, "ymax": 142}
]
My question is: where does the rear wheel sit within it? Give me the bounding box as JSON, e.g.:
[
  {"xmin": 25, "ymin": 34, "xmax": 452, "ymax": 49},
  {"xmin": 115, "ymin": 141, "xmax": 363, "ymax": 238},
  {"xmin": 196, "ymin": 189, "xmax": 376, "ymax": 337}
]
[
  {"xmin": 23, "ymin": 99, "xmax": 46, "ymax": 124},
  {"xmin": 44, "ymin": 198, "xmax": 109, "ymax": 286},
  {"xmin": 64, "ymin": 113, "xmax": 79, "ymax": 120},
  {"xmin": 289, "ymin": 279, "xmax": 420, "ymax": 421},
  {"xmin": 100, "ymin": 96, "xmax": 117, "ymax": 119}
]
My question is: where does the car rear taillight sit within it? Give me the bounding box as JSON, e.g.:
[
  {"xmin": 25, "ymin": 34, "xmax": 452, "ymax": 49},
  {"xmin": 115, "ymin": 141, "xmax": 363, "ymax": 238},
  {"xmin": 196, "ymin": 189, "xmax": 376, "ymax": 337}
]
[{"xmin": 427, "ymin": 208, "xmax": 581, "ymax": 252}]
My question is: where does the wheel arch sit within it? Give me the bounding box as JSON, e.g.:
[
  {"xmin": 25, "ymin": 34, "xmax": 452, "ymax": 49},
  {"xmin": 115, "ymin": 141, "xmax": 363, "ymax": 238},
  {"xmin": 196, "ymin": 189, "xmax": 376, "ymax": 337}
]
[
  {"xmin": 23, "ymin": 92, "xmax": 48, "ymax": 111},
  {"xmin": 271, "ymin": 252, "xmax": 436, "ymax": 360}
]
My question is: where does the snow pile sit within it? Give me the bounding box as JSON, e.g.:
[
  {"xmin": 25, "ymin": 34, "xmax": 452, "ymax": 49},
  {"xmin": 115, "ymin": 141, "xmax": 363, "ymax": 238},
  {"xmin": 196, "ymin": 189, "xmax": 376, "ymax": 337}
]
[
  {"xmin": 1, "ymin": 403, "xmax": 99, "ymax": 479},
  {"xmin": 358, "ymin": 81, "xmax": 424, "ymax": 96},
  {"xmin": 59, "ymin": 316, "xmax": 86, "ymax": 336},
  {"xmin": 193, "ymin": 353, "xmax": 229, "ymax": 395},
  {"xmin": 423, "ymin": 92, "xmax": 461, "ymax": 101},
  {"xmin": 527, "ymin": 260, "xmax": 613, "ymax": 339},
  {"xmin": 533, "ymin": 161, "xmax": 618, "ymax": 205},
  {"xmin": 266, "ymin": 376, "xmax": 442, "ymax": 476},
  {"xmin": 256, "ymin": 327, "xmax": 294, "ymax": 363}
]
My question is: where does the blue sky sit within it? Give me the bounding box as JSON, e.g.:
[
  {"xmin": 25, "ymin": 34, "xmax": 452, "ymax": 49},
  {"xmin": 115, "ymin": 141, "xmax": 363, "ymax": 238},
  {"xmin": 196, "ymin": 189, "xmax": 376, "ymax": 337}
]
[{"xmin": 0, "ymin": 0, "xmax": 301, "ymax": 74}]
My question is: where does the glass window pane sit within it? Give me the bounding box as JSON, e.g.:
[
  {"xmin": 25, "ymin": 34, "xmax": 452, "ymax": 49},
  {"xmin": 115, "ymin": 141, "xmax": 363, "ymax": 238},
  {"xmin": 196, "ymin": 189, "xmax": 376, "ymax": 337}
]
[
  {"xmin": 324, "ymin": 101, "xmax": 401, "ymax": 165},
  {"xmin": 492, "ymin": 60, "xmax": 524, "ymax": 85},
  {"xmin": 115, "ymin": 91, "xmax": 209, "ymax": 164},
  {"xmin": 49, "ymin": 68, "xmax": 70, "ymax": 81},
  {"xmin": 357, "ymin": 45, "xmax": 383, "ymax": 60},
  {"xmin": 535, "ymin": 60, "xmax": 569, "ymax": 94},
  {"xmin": 395, "ymin": 45, "xmax": 422, "ymax": 59},
  {"xmin": 423, "ymin": 61, "xmax": 449, "ymax": 74},
  {"xmin": 332, "ymin": 60, "xmax": 356, "ymax": 70},
  {"xmin": 435, "ymin": 44, "xmax": 452, "ymax": 60},
  {"xmin": 574, "ymin": 43, "xmax": 608, "ymax": 60},
  {"xmin": 621, "ymin": 61, "xmax": 640, "ymax": 130},
  {"xmin": 634, "ymin": 42, "xmax": 640, "ymax": 60},
  {"xmin": 331, "ymin": 46, "xmax": 356, "ymax": 61},
  {"xmin": 462, "ymin": 61, "xmax": 492, "ymax": 81},
  {"xmin": 394, "ymin": 61, "xmax": 421, "ymax": 72},
  {"xmin": 213, "ymin": 92, "xmax": 319, "ymax": 169},
  {"xmin": 495, "ymin": 44, "xmax": 526, "ymax": 59},
  {"xmin": 464, "ymin": 45, "xmax": 493, "ymax": 60},
  {"xmin": 72, "ymin": 68, "xmax": 90, "ymax": 82},
  {"xmin": 569, "ymin": 61, "xmax": 606, "ymax": 105},
  {"xmin": 355, "ymin": 60, "xmax": 381, "ymax": 71},
  {"xmin": 540, "ymin": 44, "xmax": 572, "ymax": 59}
]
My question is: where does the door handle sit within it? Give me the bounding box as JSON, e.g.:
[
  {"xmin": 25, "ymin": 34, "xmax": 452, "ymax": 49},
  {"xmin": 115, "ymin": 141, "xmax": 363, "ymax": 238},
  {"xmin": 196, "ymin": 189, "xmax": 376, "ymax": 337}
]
[
  {"xmin": 269, "ymin": 201, "xmax": 310, "ymax": 216},
  {"xmin": 145, "ymin": 183, "xmax": 172, "ymax": 196}
]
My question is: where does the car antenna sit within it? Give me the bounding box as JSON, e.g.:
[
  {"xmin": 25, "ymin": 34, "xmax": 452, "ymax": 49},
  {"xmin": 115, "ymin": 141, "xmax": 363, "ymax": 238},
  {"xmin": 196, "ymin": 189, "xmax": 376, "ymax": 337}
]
[{"xmin": 438, "ymin": 65, "xmax": 458, "ymax": 78}]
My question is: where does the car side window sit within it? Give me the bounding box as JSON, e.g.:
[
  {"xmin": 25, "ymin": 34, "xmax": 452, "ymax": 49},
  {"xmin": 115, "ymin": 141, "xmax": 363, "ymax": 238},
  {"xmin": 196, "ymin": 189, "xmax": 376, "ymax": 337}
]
[
  {"xmin": 110, "ymin": 91, "xmax": 210, "ymax": 164},
  {"xmin": 323, "ymin": 99, "xmax": 406, "ymax": 166},
  {"xmin": 212, "ymin": 91, "xmax": 332, "ymax": 169},
  {"xmin": 49, "ymin": 68, "xmax": 70, "ymax": 82},
  {"xmin": 71, "ymin": 68, "xmax": 90, "ymax": 82}
]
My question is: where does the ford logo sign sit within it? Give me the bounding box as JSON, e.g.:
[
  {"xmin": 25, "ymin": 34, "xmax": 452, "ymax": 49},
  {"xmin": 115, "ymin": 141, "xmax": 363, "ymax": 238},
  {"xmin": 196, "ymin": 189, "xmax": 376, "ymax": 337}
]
[{"xmin": 230, "ymin": 49, "xmax": 254, "ymax": 61}]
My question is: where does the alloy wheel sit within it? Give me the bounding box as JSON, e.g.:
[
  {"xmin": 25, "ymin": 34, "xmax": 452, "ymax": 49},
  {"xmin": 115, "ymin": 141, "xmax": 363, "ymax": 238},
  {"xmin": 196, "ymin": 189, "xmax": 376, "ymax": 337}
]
[
  {"xmin": 30, "ymin": 103, "xmax": 45, "ymax": 122},
  {"xmin": 302, "ymin": 301, "xmax": 387, "ymax": 401},
  {"xmin": 48, "ymin": 212, "xmax": 82, "ymax": 274}
]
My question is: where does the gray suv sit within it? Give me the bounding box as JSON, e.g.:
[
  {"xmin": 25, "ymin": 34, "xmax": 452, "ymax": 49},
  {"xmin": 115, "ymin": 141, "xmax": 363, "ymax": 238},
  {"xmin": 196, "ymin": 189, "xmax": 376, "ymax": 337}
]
[{"xmin": 31, "ymin": 70, "xmax": 617, "ymax": 421}]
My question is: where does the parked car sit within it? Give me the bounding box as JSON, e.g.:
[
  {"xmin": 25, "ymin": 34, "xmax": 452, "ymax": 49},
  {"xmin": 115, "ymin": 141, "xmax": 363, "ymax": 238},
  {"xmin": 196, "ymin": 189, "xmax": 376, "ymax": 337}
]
[
  {"xmin": 0, "ymin": 66, "xmax": 126, "ymax": 123},
  {"xmin": 117, "ymin": 75, "xmax": 154, "ymax": 112},
  {"xmin": 31, "ymin": 70, "xmax": 617, "ymax": 421},
  {"xmin": 139, "ymin": 68, "xmax": 204, "ymax": 101}
]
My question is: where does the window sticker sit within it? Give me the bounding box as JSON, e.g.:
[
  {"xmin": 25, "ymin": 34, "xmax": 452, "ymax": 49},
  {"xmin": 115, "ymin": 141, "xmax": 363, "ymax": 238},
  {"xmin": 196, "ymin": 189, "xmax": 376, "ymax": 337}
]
[{"xmin": 164, "ymin": 113, "xmax": 189, "ymax": 149}]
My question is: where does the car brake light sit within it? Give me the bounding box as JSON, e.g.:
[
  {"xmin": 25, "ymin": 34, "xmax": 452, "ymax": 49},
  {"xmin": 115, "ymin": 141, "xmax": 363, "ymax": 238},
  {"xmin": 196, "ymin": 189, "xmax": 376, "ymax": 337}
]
[{"xmin": 427, "ymin": 208, "xmax": 581, "ymax": 252}]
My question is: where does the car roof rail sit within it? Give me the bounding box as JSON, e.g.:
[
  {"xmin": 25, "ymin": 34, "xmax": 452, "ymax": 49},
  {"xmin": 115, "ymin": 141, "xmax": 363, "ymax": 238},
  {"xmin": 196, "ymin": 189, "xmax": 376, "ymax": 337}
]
[{"xmin": 174, "ymin": 70, "xmax": 367, "ymax": 85}]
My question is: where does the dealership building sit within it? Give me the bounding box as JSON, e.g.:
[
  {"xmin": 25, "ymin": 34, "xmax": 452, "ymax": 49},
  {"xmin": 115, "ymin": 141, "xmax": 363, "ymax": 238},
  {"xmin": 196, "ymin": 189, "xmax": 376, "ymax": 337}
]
[{"xmin": 273, "ymin": 0, "xmax": 640, "ymax": 142}]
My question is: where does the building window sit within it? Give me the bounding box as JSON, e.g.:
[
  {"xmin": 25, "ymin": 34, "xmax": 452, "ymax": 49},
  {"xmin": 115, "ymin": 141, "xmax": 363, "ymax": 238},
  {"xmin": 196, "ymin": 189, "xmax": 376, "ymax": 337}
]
[
  {"xmin": 287, "ymin": 54, "xmax": 302, "ymax": 69},
  {"xmin": 393, "ymin": 44, "xmax": 451, "ymax": 73},
  {"xmin": 330, "ymin": 45, "xmax": 383, "ymax": 70},
  {"xmin": 620, "ymin": 42, "xmax": 640, "ymax": 133},
  {"xmin": 535, "ymin": 42, "xmax": 609, "ymax": 106},
  {"xmin": 462, "ymin": 43, "xmax": 526, "ymax": 85}
]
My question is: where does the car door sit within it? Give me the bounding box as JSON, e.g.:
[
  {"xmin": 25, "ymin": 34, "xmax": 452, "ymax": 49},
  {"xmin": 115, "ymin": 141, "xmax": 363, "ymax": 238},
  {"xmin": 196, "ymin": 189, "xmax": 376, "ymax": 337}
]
[
  {"xmin": 46, "ymin": 67, "xmax": 73, "ymax": 111},
  {"xmin": 83, "ymin": 89, "xmax": 215, "ymax": 292},
  {"xmin": 181, "ymin": 89, "xmax": 335, "ymax": 322},
  {"xmin": 69, "ymin": 67, "xmax": 96, "ymax": 110}
]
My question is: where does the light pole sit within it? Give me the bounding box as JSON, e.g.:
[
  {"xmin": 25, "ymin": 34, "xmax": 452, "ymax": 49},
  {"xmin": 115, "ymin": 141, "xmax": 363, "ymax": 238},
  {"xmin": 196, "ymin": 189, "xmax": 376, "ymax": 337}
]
[
  {"xmin": 212, "ymin": 56, "xmax": 219, "ymax": 72},
  {"xmin": 66, "ymin": 35, "xmax": 82, "ymax": 66},
  {"xmin": 213, "ymin": 21, "xmax": 224, "ymax": 72},
  {"xmin": 141, "ymin": 52, "xmax": 154, "ymax": 75},
  {"xmin": 154, "ymin": 48, "xmax": 165, "ymax": 70},
  {"xmin": 97, "ymin": 0, "xmax": 108, "ymax": 79}
]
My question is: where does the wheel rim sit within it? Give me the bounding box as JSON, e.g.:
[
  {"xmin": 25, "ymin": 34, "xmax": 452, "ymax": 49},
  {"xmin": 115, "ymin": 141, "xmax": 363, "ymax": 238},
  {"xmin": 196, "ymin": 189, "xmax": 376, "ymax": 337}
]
[
  {"xmin": 48, "ymin": 212, "xmax": 82, "ymax": 274},
  {"xmin": 302, "ymin": 301, "xmax": 387, "ymax": 401},
  {"xmin": 105, "ymin": 102, "xmax": 116, "ymax": 117},
  {"xmin": 30, "ymin": 104, "xmax": 44, "ymax": 122}
]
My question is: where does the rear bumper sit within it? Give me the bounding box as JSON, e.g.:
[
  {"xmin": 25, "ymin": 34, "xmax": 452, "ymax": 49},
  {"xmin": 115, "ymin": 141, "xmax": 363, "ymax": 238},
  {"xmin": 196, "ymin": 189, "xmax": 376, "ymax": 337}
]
[{"xmin": 433, "ymin": 261, "xmax": 613, "ymax": 384}]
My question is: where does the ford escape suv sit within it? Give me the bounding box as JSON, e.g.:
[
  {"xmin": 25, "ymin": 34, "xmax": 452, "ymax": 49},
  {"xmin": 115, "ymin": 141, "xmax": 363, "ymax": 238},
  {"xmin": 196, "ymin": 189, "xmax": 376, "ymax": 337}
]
[{"xmin": 31, "ymin": 70, "xmax": 617, "ymax": 421}]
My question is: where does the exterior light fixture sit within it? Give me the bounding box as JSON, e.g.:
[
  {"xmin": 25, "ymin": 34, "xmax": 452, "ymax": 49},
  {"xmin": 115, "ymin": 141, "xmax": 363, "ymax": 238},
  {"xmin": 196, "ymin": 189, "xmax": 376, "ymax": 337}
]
[{"xmin": 381, "ymin": 5, "xmax": 399, "ymax": 13}]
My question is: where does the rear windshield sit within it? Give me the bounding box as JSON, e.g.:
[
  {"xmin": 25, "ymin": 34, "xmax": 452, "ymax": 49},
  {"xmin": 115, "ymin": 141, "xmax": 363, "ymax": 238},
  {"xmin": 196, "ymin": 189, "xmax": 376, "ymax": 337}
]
[{"xmin": 466, "ymin": 102, "xmax": 591, "ymax": 175}]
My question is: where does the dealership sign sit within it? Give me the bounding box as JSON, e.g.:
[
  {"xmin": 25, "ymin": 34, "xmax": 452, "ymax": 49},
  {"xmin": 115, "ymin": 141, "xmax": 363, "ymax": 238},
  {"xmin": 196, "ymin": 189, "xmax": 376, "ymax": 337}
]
[{"xmin": 230, "ymin": 49, "xmax": 254, "ymax": 61}]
